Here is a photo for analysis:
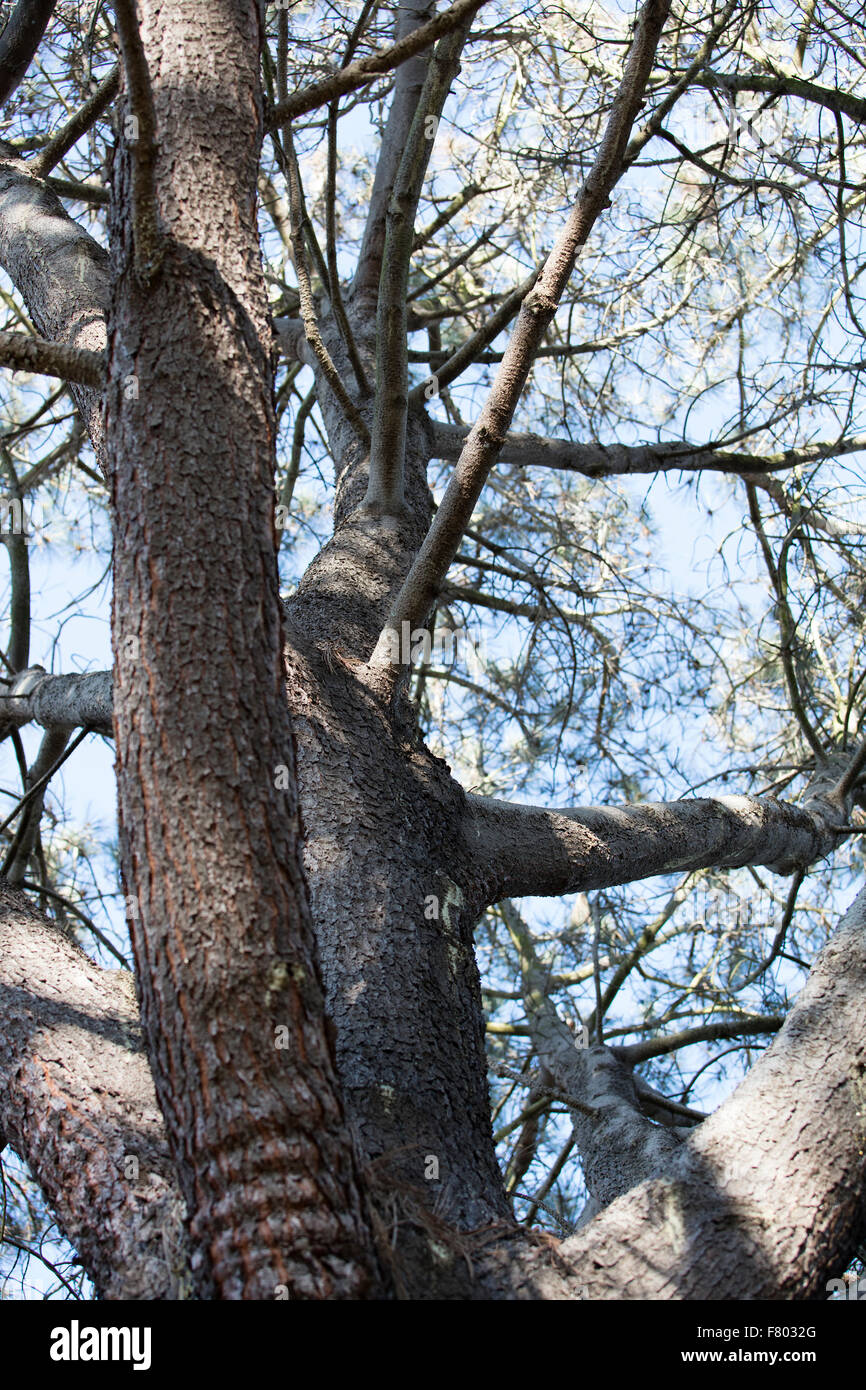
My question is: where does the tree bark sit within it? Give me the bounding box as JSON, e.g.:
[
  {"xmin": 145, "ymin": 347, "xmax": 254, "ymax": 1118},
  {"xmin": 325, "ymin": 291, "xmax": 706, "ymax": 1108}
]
[
  {"xmin": 4, "ymin": 0, "xmax": 866, "ymax": 1307},
  {"xmin": 105, "ymin": 0, "xmax": 379, "ymax": 1300},
  {"xmin": 0, "ymin": 883, "xmax": 188, "ymax": 1299}
]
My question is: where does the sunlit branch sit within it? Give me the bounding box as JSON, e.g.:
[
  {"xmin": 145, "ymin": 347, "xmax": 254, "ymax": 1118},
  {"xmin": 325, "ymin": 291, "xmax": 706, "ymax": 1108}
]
[
  {"xmin": 266, "ymin": 0, "xmax": 488, "ymax": 129},
  {"xmin": 369, "ymin": 0, "xmax": 673, "ymax": 669}
]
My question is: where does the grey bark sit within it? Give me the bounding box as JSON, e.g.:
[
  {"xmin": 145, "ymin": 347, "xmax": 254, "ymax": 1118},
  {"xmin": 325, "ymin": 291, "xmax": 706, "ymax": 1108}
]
[
  {"xmin": 545, "ymin": 881, "xmax": 866, "ymax": 1298},
  {"xmin": 0, "ymin": 0, "xmax": 57, "ymax": 107},
  {"xmin": 0, "ymin": 667, "xmax": 112, "ymax": 738},
  {"xmin": 430, "ymin": 419, "xmax": 866, "ymax": 480},
  {"xmin": 466, "ymin": 783, "xmax": 852, "ymax": 902},
  {"xmin": 0, "ymin": 153, "xmax": 109, "ymax": 457},
  {"xmin": 0, "ymin": 883, "xmax": 188, "ymax": 1299}
]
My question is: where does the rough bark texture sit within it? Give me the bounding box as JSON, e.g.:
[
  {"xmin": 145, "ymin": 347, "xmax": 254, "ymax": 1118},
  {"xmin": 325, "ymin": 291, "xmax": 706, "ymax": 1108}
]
[
  {"xmin": 0, "ymin": 153, "xmax": 108, "ymax": 456},
  {"xmin": 467, "ymin": 788, "xmax": 849, "ymax": 899},
  {"xmin": 105, "ymin": 0, "xmax": 379, "ymax": 1300},
  {"xmin": 0, "ymin": 883, "xmax": 188, "ymax": 1299},
  {"xmin": 1, "ymin": 667, "xmax": 113, "ymax": 737},
  {"xmin": 3, "ymin": 0, "xmax": 866, "ymax": 1307},
  {"xmin": 283, "ymin": 634, "xmax": 511, "ymax": 1245},
  {"xmin": 540, "ymin": 882, "xmax": 866, "ymax": 1298}
]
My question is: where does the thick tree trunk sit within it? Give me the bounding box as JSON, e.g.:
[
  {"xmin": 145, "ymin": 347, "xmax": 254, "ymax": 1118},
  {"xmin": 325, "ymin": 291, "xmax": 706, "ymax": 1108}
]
[
  {"xmin": 105, "ymin": 0, "xmax": 379, "ymax": 1300},
  {"xmin": 283, "ymin": 636, "xmax": 510, "ymax": 1240}
]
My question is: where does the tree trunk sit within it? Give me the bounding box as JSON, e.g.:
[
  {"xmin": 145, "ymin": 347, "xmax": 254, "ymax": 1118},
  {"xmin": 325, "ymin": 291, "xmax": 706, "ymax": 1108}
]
[
  {"xmin": 2, "ymin": 0, "xmax": 866, "ymax": 1306},
  {"xmin": 105, "ymin": 0, "xmax": 379, "ymax": 1300}
]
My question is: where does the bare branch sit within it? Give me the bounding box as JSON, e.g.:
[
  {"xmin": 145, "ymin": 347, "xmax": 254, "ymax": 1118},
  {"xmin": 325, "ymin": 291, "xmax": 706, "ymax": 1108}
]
[
  {"xmin": 31, "ymin": 66, "xmax": 120, "ymax": 179},
  {"xmin": 370, "ymin": 0, "xmax": 673, "ymax": 669},
  {"xmin": 324, "ymin": 1, "xmax": 377, "ymax": 393},
  {"xmin": 1, "ymin": 726, "xmax": 72, "ymax": 882},
  {"xmin": 465, "ymin": 780, "xmax": 851, "ymax": 906},
  {"xmin": 0, "ymin": 154, "xmax": 109, "ymax": 456},
  {"xmin": 614, "ymin": 1016, "xmax": 783, "ymax": 1065},
  {"xmin": 45, "ymin": 175, "xmax": 110, "ymax": 205},
  {"xmin": 406, "ymin": 267, "xmax": 538, "ymax": 406},
  {"xmin": 0, "ymin": 882, "xmax": 188, "ymax": 1299},
  {"xmin": 278, "ymin": 121, "xmax": 370, "ymax": 446},
  {"xmin": 0, "ymin": 463, "xmax": 28, "ymax": 672},
  {"xmin": 367, "ymin": 14, "xmax": 477, "ymax": 514},
  {"xmin": 266, "ymin": 0, "xmax": 488, "ymax": 131},
  {"xmin": 0, "ymin": 0, "xmax": 58, "ymax": 107},
  {"xmin": 113, "ymin": 3, "xmax": 162, "ymax": 282},
  {"xmin": 352, "ymin": 0, "xmax": 438, "ymax": 306},
  {"xmin": 430, "ymin": 421, "xmax": 866, "ymax": 478},
  {"xmin": 0, "ymin": 666, "xmax": 112, "ymax": 738},
  {"xmin": 500, "ymin": 899, "xmax": 683, "ymax": 1211},
  {"xmin": 550, "ymin": 883, "xmax": 866, "ymax": 1297},
  {"xmin": 698, "ymin": 68, "xmax": 866, "ymax": 127},
  {"xmin": 0, "ymin": 327, "xmax": 105, "ymax": 385}
]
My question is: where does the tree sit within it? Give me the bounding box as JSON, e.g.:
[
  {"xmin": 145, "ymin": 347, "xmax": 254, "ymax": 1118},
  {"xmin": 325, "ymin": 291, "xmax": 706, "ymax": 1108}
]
[{"xmin": 0, "ymin": 0, "xmax": 865, "ymax": 1300}]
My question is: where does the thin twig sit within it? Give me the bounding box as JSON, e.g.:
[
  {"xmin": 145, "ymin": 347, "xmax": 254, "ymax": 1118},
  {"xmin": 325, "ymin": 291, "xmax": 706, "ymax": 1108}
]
[
  {"xmin": 370, "ymin": 0, "xmax": 673, "ymax": 668},
  {"xmin": 0, "ymin": 725, "xmax": 89, "ymax": 837},
  {"xmin": 278, "ymin": 121, "xmax": 370, "ymax": 447},
  {"xmin": 324, "ymin": 1, "xmax": 377, "ymax": 395}
]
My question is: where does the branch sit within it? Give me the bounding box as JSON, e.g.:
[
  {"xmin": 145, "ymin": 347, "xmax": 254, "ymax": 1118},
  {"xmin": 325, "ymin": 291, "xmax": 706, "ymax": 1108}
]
[
  {"xmin": 113, "ymin": 2, "xmax": 162, "ymax": 283},
  {"xmin": 0, "ymin": 154, "xmax": 110, "ymax": 457},
  {"xmin": 277, "ymin": 121, "xmax": 370, "ymax": 446},
  {"xmin": 324, "ymin": 0, "xmax": 379, "ymax": 390},
  {"xmin": 412, "ymin": 179, "xmax": 482, "ymax": 251},
  {"xmin": 430, "ymin": 421, "xmax": 866, "ymax": 479},
  {"xmin": 405, "ymin": 0, "xmax": 742, "ymax": 408},
  {"xmin": 266, "ymin": 0, "xmax": 488, "ymax": 131},
  {"xmin": 546, "ymin": 881, "xmax": 866, "ymax": 1297},
  {"xmin": 0, "ymin": 467, "xmax": 28, "ymax": 672},
  {"xmin": 367, "ymin": 12, "xmax": 478, "ymax": 513},
  {"xmin": 31, "ymin": 65, "xmax": 120, "ymax": 179},
  {"xmin": 500, "ymin": 899, "xmax": 683, "ymax": 1213},
  {"xmin": 352, "ymin": 0, "xmax": 438, "ymax": 306},
  {"xmin": 45, "ymin": 175, "xmax": 111, "ymax": 205},
  {"xmin": 0, "ymin": 666, "xmax": 112, "ymax": 737},
  {"xmin": 369, "ymin": 0, "xmax": 672, "ymax": 669},
  {"xmin": 697, "ymin": 69, "xmax": 866, "ymax": 127},
  {"xmin": 0, "ymin": 728, "xmax": 77, "ymax": 881},
  {"xmin": 614, "ymin": 1015, "xmax": 783, "ymax": 1066},
  {"xmin": 0, "ymin": 0, "xmax": 57, "ymax": 107},
  {"xmin": 465, "ymin": 779, "xmax": 851, "ymax": 906},
  {"xmin": 406, "ymin": 267, "xmax": 538, "ymax": 406},
  {"xmin": 0, "ymin": 327, "xmax": 105, "ymax": 385},
  {"xmin": 0, "ymin": 883, "xmax": 188, "ymax": 1299},
  {"xmin": 745, "ymin": 471, "xmax": 859, "ymax": 542}
]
